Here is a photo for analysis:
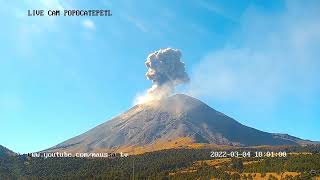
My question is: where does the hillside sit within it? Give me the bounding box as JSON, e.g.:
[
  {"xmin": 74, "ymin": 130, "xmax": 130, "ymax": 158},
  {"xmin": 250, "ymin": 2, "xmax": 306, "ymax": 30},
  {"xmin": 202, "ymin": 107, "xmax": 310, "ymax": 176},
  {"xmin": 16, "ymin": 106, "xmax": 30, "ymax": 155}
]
[
  {"xmin": 1, "ymin": 146, "xmax": 320, "ymax": 179},
  {"xmin": 0, "ymin": 145, "xmax": 16, "ymax": 157},
  {"xmin": 48, "ymin": 94, "xmax": 315, "ymax": 153}
]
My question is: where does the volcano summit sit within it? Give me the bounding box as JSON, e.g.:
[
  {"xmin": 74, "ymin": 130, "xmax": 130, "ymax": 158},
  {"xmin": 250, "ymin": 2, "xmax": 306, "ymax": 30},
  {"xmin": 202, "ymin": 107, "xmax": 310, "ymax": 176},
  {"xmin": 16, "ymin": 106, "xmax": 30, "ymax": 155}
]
[{"xmin": 48, "ymin": 94, "xmax": 314, "ymax": 154}]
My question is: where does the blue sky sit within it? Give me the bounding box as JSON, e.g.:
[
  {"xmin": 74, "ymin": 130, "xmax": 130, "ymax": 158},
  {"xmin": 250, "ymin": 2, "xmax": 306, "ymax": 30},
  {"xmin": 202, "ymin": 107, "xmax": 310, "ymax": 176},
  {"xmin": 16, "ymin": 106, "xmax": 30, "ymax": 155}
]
[{"xmin": 0, "ymin": 0, "xmax": 319, "ymax": 153}]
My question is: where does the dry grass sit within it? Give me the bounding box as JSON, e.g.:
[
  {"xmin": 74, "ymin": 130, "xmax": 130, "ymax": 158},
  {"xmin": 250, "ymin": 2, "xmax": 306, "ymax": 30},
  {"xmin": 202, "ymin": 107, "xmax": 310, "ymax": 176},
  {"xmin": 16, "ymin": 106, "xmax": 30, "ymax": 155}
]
[
  {"xmin": 240, "ymin": 172, "xmax": 299, "ymax": 179},
  {"xmin": 114, "ymin": 137, "xmax": 195, "ymax": 155}
]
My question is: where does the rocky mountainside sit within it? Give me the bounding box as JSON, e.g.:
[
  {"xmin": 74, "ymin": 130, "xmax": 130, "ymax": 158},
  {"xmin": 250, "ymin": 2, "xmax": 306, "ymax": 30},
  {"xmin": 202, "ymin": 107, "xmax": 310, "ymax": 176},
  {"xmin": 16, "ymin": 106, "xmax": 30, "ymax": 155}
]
[{"xmin": 48, "ymin": 94, "xmax": 315, "ymax": 153}]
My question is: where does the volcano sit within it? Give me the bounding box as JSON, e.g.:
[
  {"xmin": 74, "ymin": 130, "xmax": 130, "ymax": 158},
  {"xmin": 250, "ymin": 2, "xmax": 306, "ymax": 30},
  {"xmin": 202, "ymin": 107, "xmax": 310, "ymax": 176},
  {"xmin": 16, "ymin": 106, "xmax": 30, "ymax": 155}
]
[{"xmin": 48, "ymin": 94, "xmax": 314, "ymax": 154}]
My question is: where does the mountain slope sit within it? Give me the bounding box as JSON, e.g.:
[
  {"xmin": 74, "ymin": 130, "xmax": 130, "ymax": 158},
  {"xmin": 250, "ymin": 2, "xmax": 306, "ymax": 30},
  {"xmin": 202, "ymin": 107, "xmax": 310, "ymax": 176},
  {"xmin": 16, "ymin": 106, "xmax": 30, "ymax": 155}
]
[
  {"xmin": 48, "ymin": 94, "xmax": 314, "ymax": 153},
  {"xmin": 0, "ymin": 145, "xmax": 16, "ymax": 157}
]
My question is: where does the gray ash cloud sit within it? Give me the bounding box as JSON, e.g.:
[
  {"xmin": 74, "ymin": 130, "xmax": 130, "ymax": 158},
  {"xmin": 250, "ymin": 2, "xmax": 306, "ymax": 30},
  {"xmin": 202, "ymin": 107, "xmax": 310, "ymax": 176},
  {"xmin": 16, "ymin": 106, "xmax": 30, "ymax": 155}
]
[
  {"xmin": 135, "ymin": 48, "xmax": 189, "ymax": 104},
  {"xmin": 145, "ymin": 48, "xmax": 189, "ymax": 86}
]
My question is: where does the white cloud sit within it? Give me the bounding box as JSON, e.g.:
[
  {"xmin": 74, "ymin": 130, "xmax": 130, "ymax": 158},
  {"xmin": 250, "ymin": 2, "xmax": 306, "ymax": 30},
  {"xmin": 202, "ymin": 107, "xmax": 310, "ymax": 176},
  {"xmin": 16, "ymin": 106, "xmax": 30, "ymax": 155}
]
[
  {"xmin": 125, "ymin": 15, "xmax": 148, "ymax": 33},
  {"xmin": 196, "ymin": 0, "xmax": 237, "ymax": 22},
  {"xmin": 82, "ymin": 19, "xmax": 96, "ymax": 30},
  {"xmin": 188, "ymin": 1, "xmax": 320, "ymax": 106}
]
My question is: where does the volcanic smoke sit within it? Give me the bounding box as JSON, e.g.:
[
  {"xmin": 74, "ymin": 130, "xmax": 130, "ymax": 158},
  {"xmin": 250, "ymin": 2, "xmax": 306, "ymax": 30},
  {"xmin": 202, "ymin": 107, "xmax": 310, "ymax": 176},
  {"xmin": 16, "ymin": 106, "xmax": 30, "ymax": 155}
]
[{"xmin": 135, "ymin": 48, "xmax": 189, "ymax": 104}]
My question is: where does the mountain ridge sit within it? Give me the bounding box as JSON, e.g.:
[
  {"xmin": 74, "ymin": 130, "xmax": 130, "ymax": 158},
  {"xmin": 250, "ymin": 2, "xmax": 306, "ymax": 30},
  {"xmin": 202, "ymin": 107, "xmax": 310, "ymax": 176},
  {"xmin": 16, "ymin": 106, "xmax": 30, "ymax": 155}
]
[
  {"xmin": 0, "ymin": 145, "xmax": 16, "ymax": 157},
  {"xmin": 47, "ymin": 94, "xmax": 316, "ymax": 154}
]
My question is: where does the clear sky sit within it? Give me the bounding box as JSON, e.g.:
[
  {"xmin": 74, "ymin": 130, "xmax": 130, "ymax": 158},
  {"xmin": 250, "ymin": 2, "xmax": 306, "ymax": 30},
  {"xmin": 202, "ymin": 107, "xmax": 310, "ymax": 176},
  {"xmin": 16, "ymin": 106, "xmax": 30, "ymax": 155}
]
[{"xmin": 0, "ymin": 0, "xmax": 319, "ymax": 153}]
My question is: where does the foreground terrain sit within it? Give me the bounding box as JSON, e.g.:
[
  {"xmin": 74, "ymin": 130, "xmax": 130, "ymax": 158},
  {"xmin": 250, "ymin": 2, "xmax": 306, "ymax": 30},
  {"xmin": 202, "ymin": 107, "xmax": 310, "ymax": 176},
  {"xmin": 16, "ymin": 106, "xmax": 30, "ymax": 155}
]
[{"xmin": 1, "ymin": 145, "xmax": 320, "ymax": 179}]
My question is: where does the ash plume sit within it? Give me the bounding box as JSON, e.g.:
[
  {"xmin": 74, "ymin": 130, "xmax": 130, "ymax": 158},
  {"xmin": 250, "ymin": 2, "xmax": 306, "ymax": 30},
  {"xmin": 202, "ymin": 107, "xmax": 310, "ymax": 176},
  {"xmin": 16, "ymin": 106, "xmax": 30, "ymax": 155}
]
[{"xmin": 135, "ymin": 48, "xmax": 189, "ymax": 104}]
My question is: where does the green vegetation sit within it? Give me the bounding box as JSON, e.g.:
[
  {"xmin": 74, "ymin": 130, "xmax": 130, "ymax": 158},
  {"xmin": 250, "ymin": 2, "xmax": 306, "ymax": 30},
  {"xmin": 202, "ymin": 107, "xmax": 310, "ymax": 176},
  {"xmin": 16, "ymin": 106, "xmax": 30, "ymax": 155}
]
[
  {"xmin": 243, "ymin": 154, "xmax": 320, "ymax": 173},
  {"xmin": 0, "ymin": 145, "xmax": 319, "ymax": 179}
]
